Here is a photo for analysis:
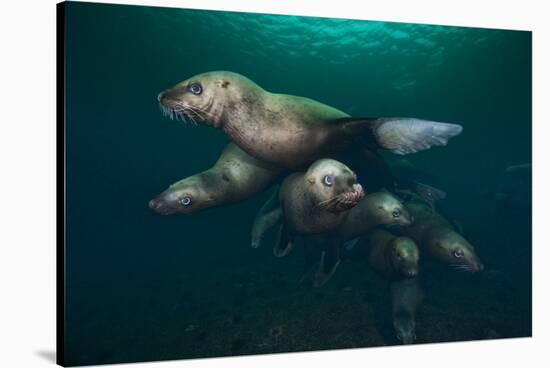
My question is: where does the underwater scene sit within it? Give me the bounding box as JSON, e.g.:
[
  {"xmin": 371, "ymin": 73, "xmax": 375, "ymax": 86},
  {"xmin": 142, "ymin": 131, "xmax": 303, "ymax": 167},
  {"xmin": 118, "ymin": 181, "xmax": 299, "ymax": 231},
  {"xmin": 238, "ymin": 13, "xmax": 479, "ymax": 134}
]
[{"xmin": 62, "ymin": 1, "xmax": 532, "ymax": 366}]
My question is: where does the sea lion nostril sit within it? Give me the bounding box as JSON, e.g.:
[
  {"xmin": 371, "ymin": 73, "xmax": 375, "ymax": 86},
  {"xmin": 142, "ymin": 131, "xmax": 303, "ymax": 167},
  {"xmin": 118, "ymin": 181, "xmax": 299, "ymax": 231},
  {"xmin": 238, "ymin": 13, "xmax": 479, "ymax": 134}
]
[
  {"xmin": 157, "ymin": 91, "xmax": 165, "ymax": 102},
  {"xmin": 148, "ymin": 199, "xmax": 158, "ymax": 210}
]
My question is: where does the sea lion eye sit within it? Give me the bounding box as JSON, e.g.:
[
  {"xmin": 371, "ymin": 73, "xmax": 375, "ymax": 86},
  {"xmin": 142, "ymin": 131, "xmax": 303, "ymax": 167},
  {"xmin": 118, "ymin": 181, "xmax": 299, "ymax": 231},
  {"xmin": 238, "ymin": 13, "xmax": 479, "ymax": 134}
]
[
  {"xmin": 188, "ymin": 83, "xmax": 202, "ymax": 95},
  {"xmin": 323, "ymin": 175, "xmax": 334, "ymax": 186},
  {"xmin": 180, "ymin": 196, "xmax": 192, "ymax": 206},
  {"xmin": 453, "ymin": 249, "xmax": 464, "ymax": 258},
  {"xmin": 392, "ymin": 209, "xmax": 401, "ymax": 218}
]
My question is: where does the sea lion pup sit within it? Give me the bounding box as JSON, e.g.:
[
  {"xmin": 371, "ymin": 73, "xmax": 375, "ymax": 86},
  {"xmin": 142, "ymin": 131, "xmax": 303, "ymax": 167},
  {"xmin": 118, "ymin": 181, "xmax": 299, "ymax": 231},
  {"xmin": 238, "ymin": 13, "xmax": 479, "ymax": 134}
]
[
  {"xmin": 275, "ymin": 158, "xmax": 364, "ymax": 255},
  {"xmin": 398, "ymin": 200, "xmax": 484, "ymax": 272},
  {"xmin": 391, "ymin": 278, "xmax": 424, "ymax": 344},
  {"xmin": 148, "ymin": 143, "xmax": 282, "ymax": 215},
  {"xmin": 357, "ymin": 229, "xmax": 419, "ymax": 281},
  {"xmin": 157, "ymin": 71, "xmax": 463, "ymax": 170}
]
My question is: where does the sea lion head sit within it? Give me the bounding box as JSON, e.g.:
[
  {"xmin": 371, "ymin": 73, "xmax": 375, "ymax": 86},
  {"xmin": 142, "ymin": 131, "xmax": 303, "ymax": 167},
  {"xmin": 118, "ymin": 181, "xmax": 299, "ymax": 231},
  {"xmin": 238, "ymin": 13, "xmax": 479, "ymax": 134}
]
[
  {"xmin": 306, "ymin": 159, "xmax": 364, "ymax": 213},
  {"xmin": 391, "ymin": 237, "xmax": 420, "ymax": 278},
  {"xmin": 148, "ymin": 175, "xmax": 217, "ymax": 215},
  {"xmin": 157, "ymin": 71, "xmax": 260, "ymax": 129},
  {"xmin": 364, "ymin": 192, "xmax": 414, "ymax": 227},
  {"xmin": 431, "ymin": 230, "xmax": 484, "ymax": 273}
]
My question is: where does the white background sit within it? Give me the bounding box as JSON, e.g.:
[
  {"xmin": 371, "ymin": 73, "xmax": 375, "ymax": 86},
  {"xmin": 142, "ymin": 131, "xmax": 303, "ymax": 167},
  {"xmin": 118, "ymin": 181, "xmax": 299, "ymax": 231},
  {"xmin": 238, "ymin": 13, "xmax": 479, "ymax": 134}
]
[{"xmin": 0, "ymin": 0, "xmax": 547, "ymax": 367}]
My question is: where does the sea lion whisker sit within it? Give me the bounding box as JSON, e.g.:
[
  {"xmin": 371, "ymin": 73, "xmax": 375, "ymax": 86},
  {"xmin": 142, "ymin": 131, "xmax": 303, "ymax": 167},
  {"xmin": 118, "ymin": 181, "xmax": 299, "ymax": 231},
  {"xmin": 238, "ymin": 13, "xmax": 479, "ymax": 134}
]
[
  {"xmin": 171, "ymin": 105, "xmax": 203, "ymax": 125},
  {"xmin": 317, "ymin": 195, "xmax": 343, "ymax": 209},
  {"xmin": 184, "ymin": 107, "xmax": 204, "ymax": 125},
  {"xmin": 191, "ymin": 105, "xmax": 213, "ymax": 118},
  {"xmin": 173, "ymin": 102, "xmax": 212, "ymax": 120},
  {"xmin": 451, "ymin": 264, "xmax": 472, "ymax": 273},
  {"xmin": 188, "ymin": 113, "xmax": 198, "ymax": 126}
]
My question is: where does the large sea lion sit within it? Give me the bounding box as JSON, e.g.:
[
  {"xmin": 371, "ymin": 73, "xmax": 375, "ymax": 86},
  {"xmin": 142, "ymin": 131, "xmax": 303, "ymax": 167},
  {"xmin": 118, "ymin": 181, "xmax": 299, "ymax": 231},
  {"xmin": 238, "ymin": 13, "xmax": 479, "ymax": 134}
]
[
  {"xmin": 157, "ymin": 71, "xmax": 463, "ymax": 170},
  {"xmin": 357, "ymin": 228, "xmax": 419, "ymax": 281},
  {"xmin": 149, "ymin": 143, "xmax": 281, "ymax": 215},
  {"xmin": 398, "ymin": 200, "xmax": 483, "ymax": 272}
]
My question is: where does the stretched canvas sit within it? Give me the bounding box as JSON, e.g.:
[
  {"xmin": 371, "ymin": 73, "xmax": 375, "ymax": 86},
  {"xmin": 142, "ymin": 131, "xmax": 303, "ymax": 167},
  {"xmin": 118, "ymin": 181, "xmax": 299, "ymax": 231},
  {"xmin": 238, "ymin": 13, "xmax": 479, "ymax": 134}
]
[{"xmin": 57, "ymin": 1, "xmax": 532, "ymax": 366}]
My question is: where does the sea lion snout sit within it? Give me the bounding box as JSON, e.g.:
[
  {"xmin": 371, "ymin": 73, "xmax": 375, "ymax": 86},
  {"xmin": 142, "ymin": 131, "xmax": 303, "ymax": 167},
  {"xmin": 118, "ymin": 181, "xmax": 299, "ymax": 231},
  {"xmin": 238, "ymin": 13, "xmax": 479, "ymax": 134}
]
[
  {"xmin": 149, "ymin": 198, "xmax": 176, "ymax": 215},
  {"xmin": 351, "ymin": 183, "xmax": 365, "ymax": 202},
  {"xmin": 471, "ymin": 261, "xmax": 484, "ymax": 273},
  {"xmin": 157, "ymin": 88, "xmax": 182, "ymax": 104}
]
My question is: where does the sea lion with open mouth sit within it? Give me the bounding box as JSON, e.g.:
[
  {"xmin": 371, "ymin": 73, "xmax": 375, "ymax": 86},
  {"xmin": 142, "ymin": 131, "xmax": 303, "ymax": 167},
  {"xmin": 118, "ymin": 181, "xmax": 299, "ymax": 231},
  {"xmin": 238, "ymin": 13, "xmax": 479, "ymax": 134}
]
[
  {"xmin": 157, "ymin": 71, "xmax": 463, "ymax": 170},
  {"xmin": 149, "ymin": 143, "xmax": 282, "ymax": 215}
]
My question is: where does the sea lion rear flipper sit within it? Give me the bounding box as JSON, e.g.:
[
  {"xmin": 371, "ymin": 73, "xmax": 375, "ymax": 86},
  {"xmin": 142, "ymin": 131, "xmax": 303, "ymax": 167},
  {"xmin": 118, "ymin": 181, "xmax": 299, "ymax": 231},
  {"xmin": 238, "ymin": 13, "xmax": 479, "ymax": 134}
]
[
  {"xmin": 273, "ymin": 223, "xmax": 295, "ymax": 257},
  {"xmin": 337, "ymin": 117, "xmax": 463, "ymax": 155},
  {"xmin": 313, "ymin": 242, "xmax": 341, "ymax": 288}
]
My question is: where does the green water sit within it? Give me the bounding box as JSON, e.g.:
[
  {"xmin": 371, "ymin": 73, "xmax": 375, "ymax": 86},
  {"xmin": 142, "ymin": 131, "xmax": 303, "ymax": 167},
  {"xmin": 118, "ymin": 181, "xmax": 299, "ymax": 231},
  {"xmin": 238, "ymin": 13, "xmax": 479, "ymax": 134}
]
[{"xmin": 63, "ymin": 2, "xmax": 531, "ymax": 366}]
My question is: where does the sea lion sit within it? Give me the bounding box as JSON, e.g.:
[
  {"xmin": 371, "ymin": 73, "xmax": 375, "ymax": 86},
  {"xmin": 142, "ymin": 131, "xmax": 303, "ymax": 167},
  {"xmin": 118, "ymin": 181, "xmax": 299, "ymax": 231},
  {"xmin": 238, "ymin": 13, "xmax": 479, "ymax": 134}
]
[
  {"xmin": 398, "ymin": 200, "xmax": 483, "ymax": 272},
  {"xmin": 391, "ymin": 278, "xmax": 424, "ymax": 344},
  {"xmin": 279, "ymin": 159, "xmax": 364, "ymax": 234},
  {"xmin": 157, "ymin": 71, "xmax": 463, "ymax": 170},
  {"xmin": 273, "ymin": 159, "xmax": 364, "ymax": 286},
  {"xmin": 358, "ymin": 229, "xmax": 419, "ymax": 281},
  {"xmin": 148, "ymin": 143, "xmax": 282, "ymax": 215},
  {"xmin": 336, "ymin": 192, "xmax": 413, "ymax": 241},
  {"xmin": 274, "ymin": 158, "xmax": 364, "ymax": 255}
]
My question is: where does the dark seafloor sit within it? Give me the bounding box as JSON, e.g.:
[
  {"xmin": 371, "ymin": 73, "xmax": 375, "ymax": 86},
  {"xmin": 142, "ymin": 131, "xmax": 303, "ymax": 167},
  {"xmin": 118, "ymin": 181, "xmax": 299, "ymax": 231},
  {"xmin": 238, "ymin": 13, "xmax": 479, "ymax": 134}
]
[{"xmin": 63, "ymin": 2, "xmax": 532, "ymax": 366}]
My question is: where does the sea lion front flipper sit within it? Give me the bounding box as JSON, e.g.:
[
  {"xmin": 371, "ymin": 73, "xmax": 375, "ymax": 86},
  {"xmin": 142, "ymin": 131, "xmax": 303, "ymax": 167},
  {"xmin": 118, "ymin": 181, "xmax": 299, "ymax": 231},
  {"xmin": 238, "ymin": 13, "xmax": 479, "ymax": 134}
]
[
  {"xmin": 313, "ymin": 242, "xmax": 341, "ymax": 288},
  {"xmin": 273, "ymin": 223, "xmax": 295, "ymax": 257},
  {"xmin": 343, "ymin": 237, "xmax": 360, "ymax": 251},
  {"xmin": 251, "ymin": 188, "xmax": 282, "ymax": 248},
  {"xmin": 298, "ymin": 240, "xmax": 320, "ymax": 285},
  {"xmin": 338, "ymin": 117, "xmax": 463, "ymax": 155}
]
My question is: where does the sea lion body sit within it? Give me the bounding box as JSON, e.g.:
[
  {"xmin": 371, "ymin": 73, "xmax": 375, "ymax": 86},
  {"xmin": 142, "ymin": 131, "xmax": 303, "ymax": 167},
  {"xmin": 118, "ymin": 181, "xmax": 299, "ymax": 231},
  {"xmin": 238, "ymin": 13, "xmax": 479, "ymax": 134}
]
[
  {"xmin": 149, "ymin": 143, "xmax": 281, "ymax": 215},
  {"xmin": 398, "ymin": 200, "xmax": 483, "ymax": 272},
  {"xmin": 158, "ymin": 71, "xmax": 463, "ymax": 170},
  {"xmin": 358, "ymin": 229, "xmax": 419, "ymax": 280}
]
